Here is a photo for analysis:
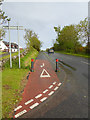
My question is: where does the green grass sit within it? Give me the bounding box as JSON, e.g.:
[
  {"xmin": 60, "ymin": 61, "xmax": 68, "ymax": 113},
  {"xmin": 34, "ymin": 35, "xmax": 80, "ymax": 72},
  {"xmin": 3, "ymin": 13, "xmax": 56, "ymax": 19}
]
[
  {"xmin": 55, "ymin": 51, "xmax": 90, "ymax": 58},
  {"xmin": 0, "ymin": 71, "xmax": 2, "ymax": 120},
  {"xmin": 2, "ymin": 69, "xmax": 28, "ymax": 118},
  {"xmin": 0, "ymin": 52, "xmax": 7, "ymax": 55},
  {"xmin": 0, "ymin": 49, "xmax": 24, "ymax": 60},
  {"xmin": 2, "ymin": 48, "xmax": 39, "ymax": 118}
]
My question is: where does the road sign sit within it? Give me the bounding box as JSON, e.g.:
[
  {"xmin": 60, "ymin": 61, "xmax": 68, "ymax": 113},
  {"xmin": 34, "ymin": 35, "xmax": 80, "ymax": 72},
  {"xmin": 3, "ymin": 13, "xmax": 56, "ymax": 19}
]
[
  {"xmin": 3, "ymin": 25, "xmax": 24, "ymax": 68},
  {"xmin": 2, "ymin": 26, "xmax": 23, "ymax": 30},
  {"xmin": 40, "ymin": 69, "xmax": 50, "ymax": 78}
]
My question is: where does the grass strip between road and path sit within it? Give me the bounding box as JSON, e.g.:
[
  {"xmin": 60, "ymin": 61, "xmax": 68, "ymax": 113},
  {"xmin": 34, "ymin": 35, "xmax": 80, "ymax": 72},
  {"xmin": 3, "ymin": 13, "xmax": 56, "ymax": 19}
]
[
  {"xmin": 55, "ymin": 51, "xmax": 90, "ymax": 58},
  {"xmin": 2, "ymin": 48, "xmax": 39, "ymax": 118}
]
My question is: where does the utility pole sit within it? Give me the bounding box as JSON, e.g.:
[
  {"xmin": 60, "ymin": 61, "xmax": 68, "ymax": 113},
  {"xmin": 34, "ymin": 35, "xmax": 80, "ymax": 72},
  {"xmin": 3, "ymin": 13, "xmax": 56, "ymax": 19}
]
[
  {"xmin": 17, "ymin": 25, "xmax": 20, "ymax": 68},
  {"xmin": 7, "ymin": 18, "xmax": 12, "ymax": 68}
]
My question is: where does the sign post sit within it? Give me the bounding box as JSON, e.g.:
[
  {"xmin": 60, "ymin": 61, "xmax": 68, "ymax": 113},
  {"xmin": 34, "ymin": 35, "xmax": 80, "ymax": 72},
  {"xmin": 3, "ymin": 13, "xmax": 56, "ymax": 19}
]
[
  {"xmin": 88, "ymin": 1, "xmax": 90, "ymax": 43},
  {"xmin": 3, "ymin": 25, "xmax": 23, "ymax": 68}
]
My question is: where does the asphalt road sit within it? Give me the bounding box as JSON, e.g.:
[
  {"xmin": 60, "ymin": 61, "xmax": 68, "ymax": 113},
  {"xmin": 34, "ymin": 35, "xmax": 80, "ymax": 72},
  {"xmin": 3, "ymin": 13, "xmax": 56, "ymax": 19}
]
[
  {"xmin": 19, "ymin": 52, "xmax": 88, "ymax": 118},
  {"xmin": 42, "ymin": 52, "xmax": 88, "ymax": 118}
]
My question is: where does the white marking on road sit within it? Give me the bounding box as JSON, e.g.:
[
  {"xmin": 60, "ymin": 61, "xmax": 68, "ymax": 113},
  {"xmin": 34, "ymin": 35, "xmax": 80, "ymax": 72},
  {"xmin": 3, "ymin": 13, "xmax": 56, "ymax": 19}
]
[
  {"xmin": 53, "ymin": 82, "xmax": 56, "ymax": 85},
  {"xmin": 25, "ymin": 99, "xmax": 33, "ymax": 105},
  {"xmin": 43, "ymin": 89, "xmax": 48, "ymax": 93},
  {"xmin": 40, "ymin": 63, "xmax": 45, "ymax": 68},
  {"xmin": 48, "ymin": 91, "xmax": 54, "ymax": 96},
  {"xmin": 81, "ymin": 61, "xmax": 90, "ymax": 65},
  {"xmin": 40, "ymin": 97, "xmax": 47, "ymax": 102},
  {"xmin": 54, "ymin": 86, "xmax": 59, "ymax": 91},
  {"xmin": 14, "ymin": 105, "xmax": 22, "ymax": 111},
  {"xmin": 30, "ymin": 103, "xmax": 39, "ymax": 109},
  {"xmin": 14, "ymin": 110, "xmax": 27, "ymax": 118},
  {"xmin": 40, "ymin": 69, "xmax": 50, "ymax": 78},
  {"xmin": 35, "ymin": 94, "xmax": 42, "ymax": 99},
  {"xmin": 58, "ymin": 83, "xmax": 62, "ymax": 86},
  {"xmin": 49, "ymin": 85, "xmax": 53, "ymax": 89}
]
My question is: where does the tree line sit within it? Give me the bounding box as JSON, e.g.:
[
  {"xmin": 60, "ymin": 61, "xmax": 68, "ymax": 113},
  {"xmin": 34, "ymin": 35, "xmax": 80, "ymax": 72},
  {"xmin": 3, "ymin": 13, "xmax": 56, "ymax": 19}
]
[{"xmin": 53, "ymin": 18, "xmax": 89, "ymax": 54}]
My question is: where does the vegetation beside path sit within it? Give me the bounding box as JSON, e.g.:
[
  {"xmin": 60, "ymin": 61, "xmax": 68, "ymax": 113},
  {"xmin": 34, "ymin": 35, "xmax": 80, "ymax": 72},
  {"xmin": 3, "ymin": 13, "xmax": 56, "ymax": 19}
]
[
  {"xmin": 55, "ymin": 51, "xmax": 90, "ymax": 58},
  {"xmin": 2, "ymin": 48, "xmax": 38, "ymax": 118}
]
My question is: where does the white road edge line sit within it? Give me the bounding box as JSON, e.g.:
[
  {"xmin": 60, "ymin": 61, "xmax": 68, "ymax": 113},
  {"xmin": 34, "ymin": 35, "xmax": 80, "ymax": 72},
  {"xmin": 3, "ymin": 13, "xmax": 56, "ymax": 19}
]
[
  {"xmin": 43, "ymin": 89, "xmax": 48, "ymax": 93},
  {"xmin": 25, "ymin": 99, "xmax": 33, "ymax": 105},
  {"xmin": 53, "ymin": 82, "xmax": 56, "ymax": 85},
  {"xmin": 49, "ymin": 85, "xmax": 53, "ymax": 89},
  {"xmin": 48, "ymin": 91, "xmax": 54, "ymax": 96},
  {"xmin": 14, "ymin": 105, "xmax": 22, "ymax": 111},
  {"xmin": 14, "ymin": 110, "xmax": 27, "ymax": 118},
  {"xmin": 35, "ymin": 94, "xmax": 42, "ymax": 99},
  {"xmin": 58, "ymin": 83, "xmax": 62, "ymax": 86},
  {"xmin": 30, "ymin": 103, "xmax": 39, "ymax": 109},
  {"xmin": 54, "ymin": 86, "xmax": 59, "ymax": 91},
  {"xmin": 40, "ymin": 97, "xmax": 47, "ymax": 102}
]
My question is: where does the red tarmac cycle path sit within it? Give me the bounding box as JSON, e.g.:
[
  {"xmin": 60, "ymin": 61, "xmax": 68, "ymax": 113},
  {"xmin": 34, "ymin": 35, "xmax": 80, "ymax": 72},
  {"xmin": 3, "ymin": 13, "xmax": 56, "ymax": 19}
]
[{"xmin": 14, "ymin": 59, "xmax": 62, "ymax": 118}]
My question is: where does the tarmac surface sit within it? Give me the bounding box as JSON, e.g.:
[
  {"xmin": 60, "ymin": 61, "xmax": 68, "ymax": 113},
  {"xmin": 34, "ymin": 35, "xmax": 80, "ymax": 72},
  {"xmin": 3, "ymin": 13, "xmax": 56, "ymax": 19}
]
[{"xmin": 13, "ymin": 52, "xmax": 88, "ymax": 118}]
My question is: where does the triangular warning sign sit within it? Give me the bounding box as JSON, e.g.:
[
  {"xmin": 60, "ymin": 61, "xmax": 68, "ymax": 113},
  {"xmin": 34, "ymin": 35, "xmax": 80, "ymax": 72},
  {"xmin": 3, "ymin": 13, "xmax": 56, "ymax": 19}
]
[{"xmin": 40, "ymin": 69, "xmax": 51, "ymax": 78}]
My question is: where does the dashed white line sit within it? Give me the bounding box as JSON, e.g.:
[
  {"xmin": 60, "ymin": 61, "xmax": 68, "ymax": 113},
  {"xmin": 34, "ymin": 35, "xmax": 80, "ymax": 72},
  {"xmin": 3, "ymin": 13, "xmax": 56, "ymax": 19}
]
[
  {"xmin": 58, "ymin": 83, "xmax": 61, "ymax": 86},
  {"xmin": 14, "ymin": 110, "xmax": 27, "ymax": 118},
  {"xmin": 14, "ymin": 105, "xmax": 22, "ymax": 111},
  {"xmin": 48, "ymin": 91, "xmax": 54, "ymax": 96},
  {"xmin": 35, "ymin": 94, "xmax": 42, "ymax": 99},
  {"xmin": 53, "ymin": 82, "xmax": 56, "ymax": 85},
  {"xmin": 30, "ymin": 103, "xmax": 39, "ymax": 109},
  {"xmin": 49, "ymin": 85, "xmax": 53, "ymax": 89},
  {"xmin": 43, "ymin": 89, "xmax": 48, "ymax": 93},
  {"xmin": 25, "ymin": 99, "xmax": 33, "ymax": 105},
  {"xmin": 40, "ymin": 97, "xmax": 47, "ymax": 102},
  {"xmin": 81, "ymin": 61, "xmax": 89, "ymax": 65},
  {"xmin": 54, "ymin": 86, "xmax": 59, "ymax": 91}
]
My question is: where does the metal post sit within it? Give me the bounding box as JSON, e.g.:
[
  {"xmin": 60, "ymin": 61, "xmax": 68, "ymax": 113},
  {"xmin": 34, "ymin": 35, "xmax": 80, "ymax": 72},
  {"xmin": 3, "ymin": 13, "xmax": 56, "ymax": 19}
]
[
  {"xmin": 8, "ymin": 20, "xmax": 12, "ymax": 68},
  {"xmin": 31, "ymin": 58, "xmax": 34, "ymax": 72},
  {"xmin": 55, "ymin": 58, "xmax": 58, "ymax": 72},
  {"xmin": 88, "ymin": 1, "xmax": 90, "ymax": 43},
  {"xmin": 17, "ymin": 25, "xmax": 20, "ymax": 69}
]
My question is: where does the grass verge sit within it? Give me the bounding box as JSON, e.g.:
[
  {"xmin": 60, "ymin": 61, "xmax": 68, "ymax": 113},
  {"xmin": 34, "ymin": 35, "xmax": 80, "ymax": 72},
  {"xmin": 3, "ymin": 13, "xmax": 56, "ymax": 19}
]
[
  {"xmin": 55, "ymin": 51, "xmax": 90, "ymax": 58},
  {"xmin": 2, "ymin": 48, "xmax": 39, "ymax": 118}
]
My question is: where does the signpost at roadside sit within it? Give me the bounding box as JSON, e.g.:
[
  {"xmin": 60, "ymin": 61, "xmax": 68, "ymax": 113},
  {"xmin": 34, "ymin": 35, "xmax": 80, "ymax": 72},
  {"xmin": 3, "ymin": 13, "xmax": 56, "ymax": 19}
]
[
  {"xmin": 3, "ymin": 25, "xmax": 23, "ymax": 68},
  {"xmin": 88, "ymin": 1, "xmax": 90, "ymax": 43}
]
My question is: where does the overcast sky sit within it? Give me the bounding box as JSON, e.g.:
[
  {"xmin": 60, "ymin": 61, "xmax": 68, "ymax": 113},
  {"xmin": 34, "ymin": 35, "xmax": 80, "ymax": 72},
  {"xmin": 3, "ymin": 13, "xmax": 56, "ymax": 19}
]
[{"xmin": 2, "ymin": 1, "xmax": 88, "ymax": 50}]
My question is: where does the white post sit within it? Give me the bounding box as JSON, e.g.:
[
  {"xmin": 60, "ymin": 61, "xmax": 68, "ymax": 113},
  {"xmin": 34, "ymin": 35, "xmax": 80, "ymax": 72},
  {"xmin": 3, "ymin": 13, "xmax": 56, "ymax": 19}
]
[
  {"xmin": 8, "ymin": 21, "xmax": 12, "ymax": 68},
  {"xmin": 88, "ymin": 1, "xmax": 90, "ymax": 42},
  {"xmin": 17, "ymin": 25, "xmax": 20, "ymax": 68}
]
